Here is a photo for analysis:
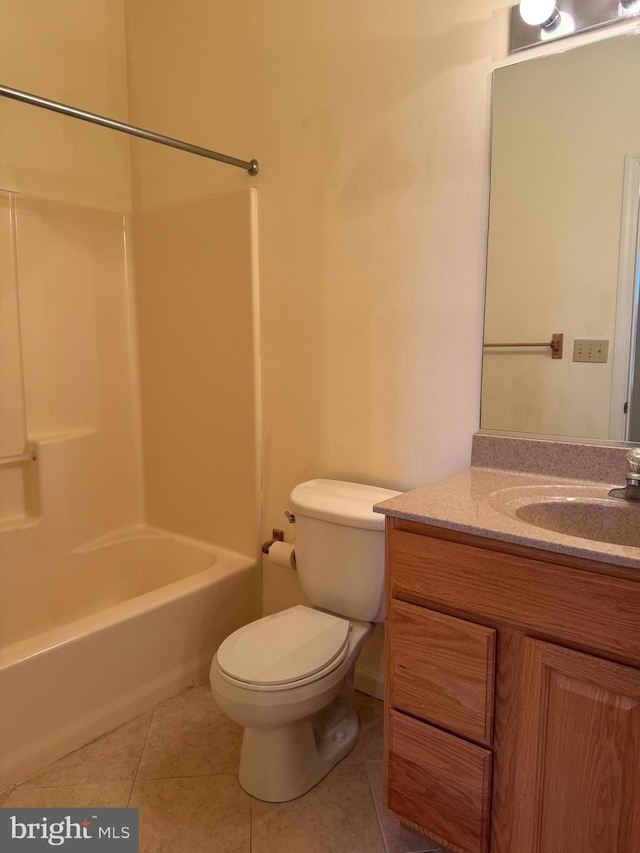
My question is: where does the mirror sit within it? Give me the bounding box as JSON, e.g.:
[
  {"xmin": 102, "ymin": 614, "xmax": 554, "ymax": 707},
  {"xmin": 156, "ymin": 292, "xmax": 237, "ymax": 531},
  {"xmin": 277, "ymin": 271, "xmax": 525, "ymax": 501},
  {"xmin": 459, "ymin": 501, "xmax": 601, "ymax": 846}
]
[{"xmin": 481, "ymin": 33, "xmax": 640, "ymax": 442}]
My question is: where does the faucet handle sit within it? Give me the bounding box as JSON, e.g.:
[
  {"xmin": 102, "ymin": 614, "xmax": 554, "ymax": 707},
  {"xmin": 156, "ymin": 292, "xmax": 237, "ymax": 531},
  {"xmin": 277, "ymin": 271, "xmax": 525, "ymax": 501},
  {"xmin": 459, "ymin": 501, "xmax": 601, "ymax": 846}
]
[
  {"xmin": 610, "ymin": 449, "xmax": 640, "ymax": 497},
  {"xmin": 626, "ymin": 448, "xmax": 640, "ymax": 474}
]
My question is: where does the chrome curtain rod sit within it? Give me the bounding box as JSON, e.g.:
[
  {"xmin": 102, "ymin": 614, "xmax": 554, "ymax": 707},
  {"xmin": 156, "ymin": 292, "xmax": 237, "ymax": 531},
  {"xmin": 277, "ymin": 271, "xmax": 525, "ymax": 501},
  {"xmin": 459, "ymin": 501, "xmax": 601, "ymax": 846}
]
[
  {"xmin": 0, "ymin": 84, "xmax": 259, "ymax": 176},
  {"xmin": 0, "ymin": 449, "xmax": 37, "ymax": 467}
]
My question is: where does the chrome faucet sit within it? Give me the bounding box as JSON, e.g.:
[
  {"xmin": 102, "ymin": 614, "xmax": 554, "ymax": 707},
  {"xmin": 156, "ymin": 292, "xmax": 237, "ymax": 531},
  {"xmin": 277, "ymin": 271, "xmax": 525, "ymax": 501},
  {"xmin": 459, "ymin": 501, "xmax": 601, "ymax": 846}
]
[{"xmin": 608, "ymin": 449, "xmax": 640, "ymax": 500}]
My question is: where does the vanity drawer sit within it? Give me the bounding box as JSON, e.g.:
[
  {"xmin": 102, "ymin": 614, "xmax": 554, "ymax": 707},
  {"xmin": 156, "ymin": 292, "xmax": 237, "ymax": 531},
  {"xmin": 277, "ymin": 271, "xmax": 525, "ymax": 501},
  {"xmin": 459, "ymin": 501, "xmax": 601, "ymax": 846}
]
[
  {"xmin": 386, "ymin": 709, "xmax": 492, "ymax": 853},
  {"xmin": 388, "ymin": 600, "xmax": 495, "ymax": 745},
  {"xmin": 388, "ymin": 525, "xmax": 640, "ymax": 663}
]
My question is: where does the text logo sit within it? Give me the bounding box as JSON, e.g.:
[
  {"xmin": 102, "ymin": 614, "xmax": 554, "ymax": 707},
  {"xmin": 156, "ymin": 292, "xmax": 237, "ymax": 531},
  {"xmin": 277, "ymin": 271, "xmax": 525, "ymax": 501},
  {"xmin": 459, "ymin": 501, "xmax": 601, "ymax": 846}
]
[{"xmin": 0, "ymin": 809, "xmax": 138, "ymax": 851}]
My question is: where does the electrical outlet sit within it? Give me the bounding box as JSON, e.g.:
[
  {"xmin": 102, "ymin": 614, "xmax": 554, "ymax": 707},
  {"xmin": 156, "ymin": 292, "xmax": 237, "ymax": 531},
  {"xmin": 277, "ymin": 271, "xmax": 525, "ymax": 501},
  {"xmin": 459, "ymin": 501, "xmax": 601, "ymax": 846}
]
[{"xmin": 572, "ymin": 339, "xmax": 609, "ymax": 363}]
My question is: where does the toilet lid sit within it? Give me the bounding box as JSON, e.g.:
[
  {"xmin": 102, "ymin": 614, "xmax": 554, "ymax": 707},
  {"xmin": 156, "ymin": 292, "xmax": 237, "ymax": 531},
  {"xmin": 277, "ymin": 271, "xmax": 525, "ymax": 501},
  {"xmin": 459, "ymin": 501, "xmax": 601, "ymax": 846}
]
[{"xmin": 216, "ymin": 605, "xmax": 351, "ymax": 686}]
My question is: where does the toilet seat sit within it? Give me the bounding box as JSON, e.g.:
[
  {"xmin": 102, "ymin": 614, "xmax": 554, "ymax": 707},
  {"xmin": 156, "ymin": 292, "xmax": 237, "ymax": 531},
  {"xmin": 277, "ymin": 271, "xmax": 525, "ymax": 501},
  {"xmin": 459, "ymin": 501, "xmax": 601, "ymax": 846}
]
[{"xmin": 215, "ymin": 605, "xmax": 352, "ymax": 692}]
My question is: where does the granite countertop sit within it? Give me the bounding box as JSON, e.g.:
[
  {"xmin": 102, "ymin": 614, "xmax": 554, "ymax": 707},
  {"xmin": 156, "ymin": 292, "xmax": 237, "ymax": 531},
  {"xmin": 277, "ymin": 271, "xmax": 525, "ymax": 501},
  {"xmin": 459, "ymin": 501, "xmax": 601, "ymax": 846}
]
[{"xmin": 374, "ymin": 434, "xmax": 640, "ymax": 571}]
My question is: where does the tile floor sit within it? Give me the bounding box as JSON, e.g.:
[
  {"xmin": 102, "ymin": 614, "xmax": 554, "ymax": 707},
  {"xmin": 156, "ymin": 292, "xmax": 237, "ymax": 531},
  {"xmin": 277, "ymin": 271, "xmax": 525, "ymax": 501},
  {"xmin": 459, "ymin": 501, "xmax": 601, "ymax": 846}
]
[{"xmin": 1, "ymin": 685, "xmax": 444, "ymax": 853}]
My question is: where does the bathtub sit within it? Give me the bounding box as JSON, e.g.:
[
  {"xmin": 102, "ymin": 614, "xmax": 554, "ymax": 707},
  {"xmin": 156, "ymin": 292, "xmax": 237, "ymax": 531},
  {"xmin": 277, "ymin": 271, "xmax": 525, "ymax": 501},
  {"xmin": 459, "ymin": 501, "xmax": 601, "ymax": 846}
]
[{"xmin": 0, "ymin": 526, "xmax": 258, "ymax": 790}]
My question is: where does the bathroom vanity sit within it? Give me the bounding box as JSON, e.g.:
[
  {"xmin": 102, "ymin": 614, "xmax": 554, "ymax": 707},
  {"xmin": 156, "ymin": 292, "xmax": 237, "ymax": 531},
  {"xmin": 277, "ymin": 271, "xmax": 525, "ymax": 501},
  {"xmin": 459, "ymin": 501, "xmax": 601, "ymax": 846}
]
[{"xmin": 377, "ymin": 437, "xmax": 640, "ymax": 853}]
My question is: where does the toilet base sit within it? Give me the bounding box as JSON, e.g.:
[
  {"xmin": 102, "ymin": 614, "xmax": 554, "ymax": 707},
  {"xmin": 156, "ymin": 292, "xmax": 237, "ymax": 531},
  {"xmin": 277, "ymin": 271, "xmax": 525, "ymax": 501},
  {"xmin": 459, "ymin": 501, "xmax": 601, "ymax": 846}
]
[{"xmin": 237, "ymin": 674, "xmax": 360, "ymax": 802}]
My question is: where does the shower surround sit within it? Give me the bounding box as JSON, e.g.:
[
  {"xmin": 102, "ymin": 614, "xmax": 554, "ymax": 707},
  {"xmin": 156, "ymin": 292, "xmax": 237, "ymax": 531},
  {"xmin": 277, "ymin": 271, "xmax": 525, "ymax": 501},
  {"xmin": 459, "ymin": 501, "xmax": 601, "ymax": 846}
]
[{"xmin": 0, "ymin": 188, "xmax": 261, "ymax": 789}]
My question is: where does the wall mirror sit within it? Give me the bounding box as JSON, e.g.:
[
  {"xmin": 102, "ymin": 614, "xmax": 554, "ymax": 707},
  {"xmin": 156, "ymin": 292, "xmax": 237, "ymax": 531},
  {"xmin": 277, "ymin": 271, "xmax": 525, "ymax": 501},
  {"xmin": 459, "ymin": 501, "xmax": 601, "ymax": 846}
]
[{"xmin": 481, "ymin": 32, "xmax": 640, "ymax": 442}]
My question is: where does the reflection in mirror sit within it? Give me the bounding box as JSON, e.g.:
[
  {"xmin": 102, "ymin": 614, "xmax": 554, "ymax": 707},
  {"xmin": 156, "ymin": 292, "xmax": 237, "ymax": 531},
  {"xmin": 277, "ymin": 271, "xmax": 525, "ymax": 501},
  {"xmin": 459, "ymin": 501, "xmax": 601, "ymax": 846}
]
[{"xmin": 481, "ymin": 33, "xmax": 640, "ymax": 442}]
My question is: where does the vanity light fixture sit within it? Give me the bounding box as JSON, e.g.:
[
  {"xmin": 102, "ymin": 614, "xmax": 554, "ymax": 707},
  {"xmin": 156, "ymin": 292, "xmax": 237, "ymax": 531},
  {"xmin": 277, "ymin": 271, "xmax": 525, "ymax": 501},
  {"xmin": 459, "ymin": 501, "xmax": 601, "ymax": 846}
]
[{"xmin": 510, "ymin": 0, "xmax": 640, "ymax": 52}]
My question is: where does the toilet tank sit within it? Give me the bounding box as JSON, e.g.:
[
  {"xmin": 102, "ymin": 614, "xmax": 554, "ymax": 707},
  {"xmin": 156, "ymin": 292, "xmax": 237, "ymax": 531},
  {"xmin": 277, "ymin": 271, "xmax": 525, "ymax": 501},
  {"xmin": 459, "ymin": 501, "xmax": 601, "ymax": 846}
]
[{"xmin": 289, "ymin": 479, "xmax": 402, "ymax": 623}]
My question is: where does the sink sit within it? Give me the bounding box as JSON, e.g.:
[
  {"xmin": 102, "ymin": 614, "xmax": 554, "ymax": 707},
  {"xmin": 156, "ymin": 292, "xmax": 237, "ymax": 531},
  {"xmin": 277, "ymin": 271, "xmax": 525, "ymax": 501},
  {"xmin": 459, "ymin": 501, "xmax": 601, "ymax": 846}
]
[{"xmin": 487, "ymin": 485, "xmax": 640, "ymax": 548}]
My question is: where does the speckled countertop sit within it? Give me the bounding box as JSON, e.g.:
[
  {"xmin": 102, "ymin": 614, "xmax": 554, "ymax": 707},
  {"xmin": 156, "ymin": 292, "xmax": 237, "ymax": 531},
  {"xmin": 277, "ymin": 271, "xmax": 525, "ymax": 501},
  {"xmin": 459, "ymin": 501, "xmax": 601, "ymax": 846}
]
[{"xmin": 374, "ymin": 433, "xmax": 640, "ymax": 571}]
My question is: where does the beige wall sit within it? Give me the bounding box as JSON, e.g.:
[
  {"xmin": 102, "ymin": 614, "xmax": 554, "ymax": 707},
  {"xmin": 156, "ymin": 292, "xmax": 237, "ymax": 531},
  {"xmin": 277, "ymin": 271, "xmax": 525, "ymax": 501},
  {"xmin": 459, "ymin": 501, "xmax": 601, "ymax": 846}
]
[
  {"xmin": 0, "ymin": 0, "xmax": 131, "ymax": 210},
  {"xmin": 482, "ymin": 36, "xmax": 640, "ymax": 438},
  {"xmin": 132, "ymin": 190, "xmax": 260, "ymax": 556},
  {"xmin": 124, "ymin": 0, "xmax": 508, "ymax": 683}
]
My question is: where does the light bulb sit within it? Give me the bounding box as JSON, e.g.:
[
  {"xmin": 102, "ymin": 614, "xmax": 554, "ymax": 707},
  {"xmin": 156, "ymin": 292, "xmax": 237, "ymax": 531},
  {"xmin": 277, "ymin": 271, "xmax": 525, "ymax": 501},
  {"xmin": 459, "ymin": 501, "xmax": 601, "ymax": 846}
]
[
  {"xmin": 619, "ymin": 0, "xmax": 640, "ymax": 14},
  {"xmin": 519, "ymin": 0, "xmax": 560, "ymax": 27},
  {"xmin": 540, "ymin": 10, "xmax": 575, "ymax": 38}
]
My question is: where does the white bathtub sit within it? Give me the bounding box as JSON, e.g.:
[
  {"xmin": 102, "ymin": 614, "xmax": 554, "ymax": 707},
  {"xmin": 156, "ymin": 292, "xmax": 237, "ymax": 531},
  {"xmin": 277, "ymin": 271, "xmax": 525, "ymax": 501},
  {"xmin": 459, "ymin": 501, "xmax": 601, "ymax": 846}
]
[{"xmin": 0, "ymin": 526, "xmax": 258, "ymax": 790}]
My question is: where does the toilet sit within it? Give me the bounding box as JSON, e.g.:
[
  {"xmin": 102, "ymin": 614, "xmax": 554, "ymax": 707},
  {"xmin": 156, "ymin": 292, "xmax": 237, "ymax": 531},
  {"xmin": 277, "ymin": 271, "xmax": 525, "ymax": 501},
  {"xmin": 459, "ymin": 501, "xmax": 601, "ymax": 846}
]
[{"xmin": 209, "ymin": 478, "xmax": 400, "ymax": 802}]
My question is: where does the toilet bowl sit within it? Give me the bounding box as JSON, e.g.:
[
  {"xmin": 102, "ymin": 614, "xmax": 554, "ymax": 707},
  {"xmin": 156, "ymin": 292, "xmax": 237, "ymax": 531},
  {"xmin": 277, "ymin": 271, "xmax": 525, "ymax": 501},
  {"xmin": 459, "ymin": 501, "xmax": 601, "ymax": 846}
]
[
  {"xmin": 210, "ymin": 605, "xmax": 373, "ymax": 801},
  {"xmin": 209, "ymin": 479, "xmax": 401, "ymax": 802}
]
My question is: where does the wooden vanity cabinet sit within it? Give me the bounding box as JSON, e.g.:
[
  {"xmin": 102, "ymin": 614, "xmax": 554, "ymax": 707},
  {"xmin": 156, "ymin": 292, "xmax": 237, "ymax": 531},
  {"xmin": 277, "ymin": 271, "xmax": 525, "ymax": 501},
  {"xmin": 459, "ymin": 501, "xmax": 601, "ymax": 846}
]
[{"xmin": 383, "ymin": 517, "xmax": 640, "ymax": 853}]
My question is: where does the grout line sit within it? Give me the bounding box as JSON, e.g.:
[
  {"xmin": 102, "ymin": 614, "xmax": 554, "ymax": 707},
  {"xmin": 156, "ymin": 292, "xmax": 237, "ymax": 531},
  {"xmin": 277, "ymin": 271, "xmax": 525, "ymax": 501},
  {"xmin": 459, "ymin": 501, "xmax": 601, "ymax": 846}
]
[
  {"xmin": 14, "ymin": 711, "xmax": 156, "ymax": 792},
  {"xmin": 127, "ymin": 710, "xmax": 155, "ymax": 804},
  {"xmin": 364, "ymin": 762, "xmax": 443, "ymax": 853},
  {"xmin": 249, "ymin": 795, "xmax": 253, "ymax": 853},
  {"xmin": 132, "ymin": 770, "xmax": 241, "ymax": 783},
  {"xmin": 0, "ymin": 786, "xmax": 16, "ymax": 805},
  {"xmin": 364, "ymin": 762, "xmax": 391, "ymax": 853}
]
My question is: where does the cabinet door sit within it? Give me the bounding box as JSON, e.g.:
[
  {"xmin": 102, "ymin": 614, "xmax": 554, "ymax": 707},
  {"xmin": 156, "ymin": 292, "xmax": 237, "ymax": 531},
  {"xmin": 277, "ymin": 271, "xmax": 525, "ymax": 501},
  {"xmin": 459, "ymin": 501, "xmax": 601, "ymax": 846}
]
[{"xmin": 518, "ymin": 638, "xmax": 640, "ymax": 853}]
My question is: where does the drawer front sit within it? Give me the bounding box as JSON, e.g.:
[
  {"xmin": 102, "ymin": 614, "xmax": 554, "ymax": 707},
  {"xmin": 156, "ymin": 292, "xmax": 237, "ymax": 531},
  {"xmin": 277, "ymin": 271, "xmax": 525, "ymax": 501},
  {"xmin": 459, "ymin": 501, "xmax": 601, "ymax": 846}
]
[
  {"xmin": 388, "ymin": 600, "xmax": 495, "ymax": 745},
  {"xmin": 386, "ymin": 710, "xmax": 492, "ymax": 853},
  {"xmin": 388, "ymin": 525, "xmax": 640, "ymax": 664}
]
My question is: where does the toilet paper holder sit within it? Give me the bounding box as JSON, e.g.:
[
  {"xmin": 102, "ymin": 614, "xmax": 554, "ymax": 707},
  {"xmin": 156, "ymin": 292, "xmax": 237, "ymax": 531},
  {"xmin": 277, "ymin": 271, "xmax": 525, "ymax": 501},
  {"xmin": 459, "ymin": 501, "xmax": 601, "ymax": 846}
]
[{"xmin": 261, "ymin": 528, "xmax": 284, "ymax": 554}]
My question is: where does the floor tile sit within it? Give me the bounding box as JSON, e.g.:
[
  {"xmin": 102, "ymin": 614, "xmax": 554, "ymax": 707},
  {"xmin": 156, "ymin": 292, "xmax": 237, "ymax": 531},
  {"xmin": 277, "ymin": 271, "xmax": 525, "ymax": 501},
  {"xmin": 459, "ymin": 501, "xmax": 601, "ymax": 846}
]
[
  {"xmin": 365, "ymin": 762, "xmax": 443, "ymax": 853},
  {"xmin": 18, "ymin": 713, "xmax": 152, "ymax": 788},
  {"xmin": 343, "ymin": 691, "xmax": 384, "ymax": 765},
  {"xmin": 2, "ymin": 682, "xmax": 454, "ymax": 853},
  {"xmin": 251, "ymin": 762, "xmax": 386, "ymax": 853},
  {"xmin": 136, "ymin": 708, "xmax": 242, "ymax": 780},
  {"xmin": 130, "ymin": 774, "xmax": 250, "ymax": 853},
  {"xmin": 155, "ymin": 681, "xmax": 218, "ymax": 712},
  {"xmin": 5, "ymin": 782, "xmax": 132, "ymax": 808}
]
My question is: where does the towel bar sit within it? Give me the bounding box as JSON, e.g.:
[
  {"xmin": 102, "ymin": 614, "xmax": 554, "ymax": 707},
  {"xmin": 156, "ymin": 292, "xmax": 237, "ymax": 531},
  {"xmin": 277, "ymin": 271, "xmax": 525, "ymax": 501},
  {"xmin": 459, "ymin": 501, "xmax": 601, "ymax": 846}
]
[{"xmin": 484, "ymin": 333, "xmax": 564, "ymax": 359}]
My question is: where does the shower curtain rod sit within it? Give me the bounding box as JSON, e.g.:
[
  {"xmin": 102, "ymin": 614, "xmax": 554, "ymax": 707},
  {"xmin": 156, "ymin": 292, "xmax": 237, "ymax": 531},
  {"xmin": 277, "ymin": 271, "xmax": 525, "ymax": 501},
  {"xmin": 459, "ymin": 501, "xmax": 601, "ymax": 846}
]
[{"xmin": 0, "ymin": 84, "xmax": 259, "ymax": 175}]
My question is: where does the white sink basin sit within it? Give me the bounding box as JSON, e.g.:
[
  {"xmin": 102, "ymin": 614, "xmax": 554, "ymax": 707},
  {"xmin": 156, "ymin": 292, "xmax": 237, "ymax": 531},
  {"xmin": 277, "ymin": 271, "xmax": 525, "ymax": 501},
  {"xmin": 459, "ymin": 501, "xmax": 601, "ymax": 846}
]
[{"xmin": 488, "ymin": 485, "xmax": 640, "ymax": 548}]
